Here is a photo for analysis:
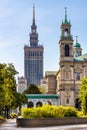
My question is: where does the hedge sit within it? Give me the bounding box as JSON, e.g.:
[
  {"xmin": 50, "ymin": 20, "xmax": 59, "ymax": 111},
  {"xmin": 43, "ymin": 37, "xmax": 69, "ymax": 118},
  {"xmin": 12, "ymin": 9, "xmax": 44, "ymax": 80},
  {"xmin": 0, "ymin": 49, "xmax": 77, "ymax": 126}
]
[{"xmin": 22, "ymin": 105, "xmax": 78, "ymax": 118}]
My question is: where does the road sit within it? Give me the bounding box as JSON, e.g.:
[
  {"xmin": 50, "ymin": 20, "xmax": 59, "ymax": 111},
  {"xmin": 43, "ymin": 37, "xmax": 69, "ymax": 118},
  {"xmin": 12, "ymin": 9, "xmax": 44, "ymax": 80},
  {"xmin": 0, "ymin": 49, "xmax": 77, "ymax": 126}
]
[{"xmin": 0, "ymin": 119, "xmax": 87, "ymax": 130}]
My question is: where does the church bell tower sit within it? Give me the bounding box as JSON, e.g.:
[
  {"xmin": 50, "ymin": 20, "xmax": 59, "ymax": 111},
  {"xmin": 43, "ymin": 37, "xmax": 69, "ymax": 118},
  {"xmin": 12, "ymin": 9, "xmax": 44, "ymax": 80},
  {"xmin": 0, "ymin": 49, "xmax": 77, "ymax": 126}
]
[
  {"xmin": 57, "ymin": 7, "xmax": 75, "ymax": 106},
  {"xmin": 59, "ymin": 7, "xmax": 73, "ymax": 62}
]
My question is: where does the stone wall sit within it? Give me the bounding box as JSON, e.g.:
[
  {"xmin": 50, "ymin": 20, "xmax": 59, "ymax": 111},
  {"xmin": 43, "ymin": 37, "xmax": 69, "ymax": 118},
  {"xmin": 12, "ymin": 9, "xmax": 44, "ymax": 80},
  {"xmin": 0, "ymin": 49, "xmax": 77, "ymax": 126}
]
[{"xmin": 16, "ymin": 117, "xmax": 87, "ymax": 127}]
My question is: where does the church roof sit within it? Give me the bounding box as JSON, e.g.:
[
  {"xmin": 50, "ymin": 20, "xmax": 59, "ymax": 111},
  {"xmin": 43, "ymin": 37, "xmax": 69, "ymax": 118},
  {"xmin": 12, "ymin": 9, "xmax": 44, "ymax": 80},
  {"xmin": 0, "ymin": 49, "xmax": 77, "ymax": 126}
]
[
  {"xmin": 26, "ymin": 94, "xmax": 59, "ymax": 99},
  {"xmin": 73, "ymin": 42, "xmax": 81, "ymax": 48},
  {"xmin": 74, "ymin": 53, "xmax": 87, "ymax": 62},
  {"xmin": 73, "ymin": 36, "xmax": 81, "ymax": 48}
]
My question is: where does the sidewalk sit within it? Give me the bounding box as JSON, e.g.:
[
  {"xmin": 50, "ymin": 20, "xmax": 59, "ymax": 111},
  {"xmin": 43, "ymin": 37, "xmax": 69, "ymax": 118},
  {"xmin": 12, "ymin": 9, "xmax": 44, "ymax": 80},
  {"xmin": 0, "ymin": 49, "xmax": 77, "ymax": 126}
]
[{"xmin": 0, "ymin": 118, "xmax": 87, "ymax": 130}]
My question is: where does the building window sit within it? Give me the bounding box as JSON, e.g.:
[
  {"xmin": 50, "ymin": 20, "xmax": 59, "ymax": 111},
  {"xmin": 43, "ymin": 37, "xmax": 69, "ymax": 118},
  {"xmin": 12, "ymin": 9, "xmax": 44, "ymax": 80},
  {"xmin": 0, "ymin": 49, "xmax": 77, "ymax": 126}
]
[
  {"xmin": 36, "ymin": 101, "xmax": 42, "ymax": 107},
  {"xmin": 66, "ymin": 98, "xmax": 69, "ymax": 104},
  {"xmin": 28, "ymin": 102, "xmax": 34, "ymax": 108},
  {"xmin": 65, "ymin": 45, "xmax": 69, "ymax": 56},
  {"xmin": 64, "ymin": 29, "xmax": 69, "ymax": 37},
  {"xmin": 76, "ymin": 73, "xmax": 80, "ymax": 80}
]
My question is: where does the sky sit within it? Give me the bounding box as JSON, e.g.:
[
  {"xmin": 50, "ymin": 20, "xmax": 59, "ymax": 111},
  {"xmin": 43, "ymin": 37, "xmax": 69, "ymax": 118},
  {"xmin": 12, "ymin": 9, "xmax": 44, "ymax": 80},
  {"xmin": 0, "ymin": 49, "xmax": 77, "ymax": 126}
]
[{"xmin": 0, "ymin": 0, "xmax": 87, "ymax": 77}]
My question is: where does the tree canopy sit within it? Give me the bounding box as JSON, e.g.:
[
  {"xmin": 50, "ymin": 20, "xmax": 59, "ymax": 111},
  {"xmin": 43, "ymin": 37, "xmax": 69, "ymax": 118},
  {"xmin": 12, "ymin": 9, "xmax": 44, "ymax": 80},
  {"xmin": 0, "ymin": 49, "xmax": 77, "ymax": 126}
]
[
  {"xmin": 24, "ymin": 84, "xmax": 42, "ymax": 94},
  {"xmin": 0, "ymin": 63, "xmax": 28, "ymax": 117},
  {"xmin": 79, "ymin": 78, "xmax": 87, "ymax": 115}
]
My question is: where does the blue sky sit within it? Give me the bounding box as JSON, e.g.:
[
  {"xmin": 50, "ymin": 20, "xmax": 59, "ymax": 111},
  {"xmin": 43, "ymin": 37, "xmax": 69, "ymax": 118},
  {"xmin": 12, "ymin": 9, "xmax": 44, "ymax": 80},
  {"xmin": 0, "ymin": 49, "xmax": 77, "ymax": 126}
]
[{"xmin": 0, "ymin": 0, "xmax": 87, "ymax": 77}]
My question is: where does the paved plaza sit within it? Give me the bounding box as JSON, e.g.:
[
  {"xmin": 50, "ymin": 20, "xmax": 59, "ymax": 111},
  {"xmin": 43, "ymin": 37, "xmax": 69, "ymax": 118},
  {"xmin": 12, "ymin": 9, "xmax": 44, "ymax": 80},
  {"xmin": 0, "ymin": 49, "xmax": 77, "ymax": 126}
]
[{"xmin": 0, "ymin": 119, "xmax": 87, "ymax": 130}]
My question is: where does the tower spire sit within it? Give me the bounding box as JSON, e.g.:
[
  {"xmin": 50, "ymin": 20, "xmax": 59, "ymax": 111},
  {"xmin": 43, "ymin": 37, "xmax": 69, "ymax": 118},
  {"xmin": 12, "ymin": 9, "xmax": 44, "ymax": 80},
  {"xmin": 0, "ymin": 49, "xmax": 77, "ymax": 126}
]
[
  {"xmin": 65, "ymin": 7, "xmax": 67, "ymax": 22},
  {"xmin": 76, "ymin": 36, "xmax": 78, "ymax": 43},
  {"xmin": 33, "ymin": 4, "xmax": 35, "ymax": 25}
]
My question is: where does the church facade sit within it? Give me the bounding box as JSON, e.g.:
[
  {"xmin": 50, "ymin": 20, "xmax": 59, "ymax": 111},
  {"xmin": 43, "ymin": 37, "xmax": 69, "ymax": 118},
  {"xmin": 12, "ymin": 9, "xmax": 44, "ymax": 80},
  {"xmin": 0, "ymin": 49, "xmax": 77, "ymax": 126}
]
[{"xmin": 45, "ymin": 8, "xmax": 87, "ymax": 108}]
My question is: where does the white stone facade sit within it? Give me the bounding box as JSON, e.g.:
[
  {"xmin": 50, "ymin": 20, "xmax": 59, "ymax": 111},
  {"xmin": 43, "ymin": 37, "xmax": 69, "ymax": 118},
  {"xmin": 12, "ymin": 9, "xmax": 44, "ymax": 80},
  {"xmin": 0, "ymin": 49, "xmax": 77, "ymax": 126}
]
[
  {"xmin": 26, "ymin": 94, "xmax": 59, "ymax": 108},
  {"xmin": 17, "ymin": 76, "xmax": 27, "ymax": 93}
]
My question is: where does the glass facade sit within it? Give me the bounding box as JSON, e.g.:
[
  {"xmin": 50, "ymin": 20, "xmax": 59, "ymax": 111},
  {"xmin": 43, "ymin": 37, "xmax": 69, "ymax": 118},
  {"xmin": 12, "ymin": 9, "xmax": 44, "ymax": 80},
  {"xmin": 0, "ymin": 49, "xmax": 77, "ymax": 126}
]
[{"xmin": 24, "ymin": 47, "xmax": 43, "ymax": 85}]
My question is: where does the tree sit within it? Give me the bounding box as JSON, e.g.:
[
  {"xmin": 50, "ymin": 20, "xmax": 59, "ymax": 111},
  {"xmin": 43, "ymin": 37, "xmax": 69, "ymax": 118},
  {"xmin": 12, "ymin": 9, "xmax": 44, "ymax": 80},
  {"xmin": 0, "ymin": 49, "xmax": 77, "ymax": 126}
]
[
  {"xmin": 24, "ymin": 84, "xmax": 41, "ymax": 94},
  {"xmin": 0, "ymin": 63, "xmax": 18, "ymax": 117},
  {"xmin": 38, "ymin": 86, "xmax": 45, "ymax": 94},
  {"xmin": 13, "ymin": 93, "xmax": 28, "ymax": 111},
  {"xmin": 79, "ymin": 78, "xmax": 87, "ymax": 115},
  {"xmin": 0, "ymin": 63, "xmax": 28, "ymax": 117}
]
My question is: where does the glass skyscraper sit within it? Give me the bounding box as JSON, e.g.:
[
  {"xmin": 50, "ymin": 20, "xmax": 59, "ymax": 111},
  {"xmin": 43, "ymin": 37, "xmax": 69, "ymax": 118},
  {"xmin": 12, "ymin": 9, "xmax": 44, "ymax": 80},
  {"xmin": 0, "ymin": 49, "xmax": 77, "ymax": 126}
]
[{"xmin": 24, "ymin": 5, "xmax": 44, "ymax": 86}]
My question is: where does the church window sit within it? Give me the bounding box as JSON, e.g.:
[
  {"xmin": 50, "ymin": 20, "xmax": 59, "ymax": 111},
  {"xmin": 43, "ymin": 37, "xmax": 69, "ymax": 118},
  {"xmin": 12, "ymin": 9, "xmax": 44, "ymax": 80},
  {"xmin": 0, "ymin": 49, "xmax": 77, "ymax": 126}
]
[
  {"xmin": 66, "ymin": 98, "xmax": 69, "ymax": 104},
  {"xmin": 64, "ymin": 29, "xmax": 69, "ymax": 37},
  {"xmin": 65, "ymin": 45, "xmax": 69, "ymax": 56},
  {"xmin": 76, "ymin": 73, "xmax": 80, "ymax": 80}
]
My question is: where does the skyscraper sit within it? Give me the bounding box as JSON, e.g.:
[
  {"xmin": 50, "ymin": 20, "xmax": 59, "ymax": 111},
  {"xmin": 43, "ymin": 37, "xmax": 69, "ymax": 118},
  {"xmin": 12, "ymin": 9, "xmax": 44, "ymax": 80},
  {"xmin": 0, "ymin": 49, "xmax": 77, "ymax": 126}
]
[{"xmin": 24, "ymin": 5, "xmax": 44, "ymax": 86}]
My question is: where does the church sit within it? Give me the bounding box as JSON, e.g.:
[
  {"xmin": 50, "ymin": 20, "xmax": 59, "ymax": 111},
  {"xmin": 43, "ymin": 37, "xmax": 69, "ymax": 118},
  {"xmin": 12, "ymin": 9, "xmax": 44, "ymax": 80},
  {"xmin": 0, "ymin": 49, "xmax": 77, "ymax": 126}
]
[
  {"xmin": 45, "ymin": 7, "xmax": 87, "ymax": 108},
  {"xmin": 20, "ymin": 7, "xmax": 87, "ymax": 108}
]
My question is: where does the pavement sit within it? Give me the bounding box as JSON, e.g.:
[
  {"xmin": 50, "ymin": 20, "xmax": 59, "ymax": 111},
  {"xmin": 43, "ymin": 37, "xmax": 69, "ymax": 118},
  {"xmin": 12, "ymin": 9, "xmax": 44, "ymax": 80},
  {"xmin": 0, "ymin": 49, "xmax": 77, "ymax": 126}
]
[{"xmin": 0, "ymin": 118, "xmax": 87, "ymax": 130}]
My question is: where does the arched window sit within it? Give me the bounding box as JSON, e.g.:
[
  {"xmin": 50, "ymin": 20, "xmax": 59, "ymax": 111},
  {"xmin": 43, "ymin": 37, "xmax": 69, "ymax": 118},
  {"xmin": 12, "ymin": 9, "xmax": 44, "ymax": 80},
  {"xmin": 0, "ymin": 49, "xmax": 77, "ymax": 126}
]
[
  {"xmin": 46, "ymin": 101, "xmax": 52, "ymax": 105},
  {"xmin": 36, "ymin": 101, "xmax": 42, "ymax": 107},
  {"xmin": 64, "ymin": 29, "xmax": 68, "ymax": 37},
  {"xmin": 28, "ymin": 102, "xmax": 34, "ymax": 108},
  {"xmin": 65, "ymin": 45, "xmax": 69, "ymax": 56}
]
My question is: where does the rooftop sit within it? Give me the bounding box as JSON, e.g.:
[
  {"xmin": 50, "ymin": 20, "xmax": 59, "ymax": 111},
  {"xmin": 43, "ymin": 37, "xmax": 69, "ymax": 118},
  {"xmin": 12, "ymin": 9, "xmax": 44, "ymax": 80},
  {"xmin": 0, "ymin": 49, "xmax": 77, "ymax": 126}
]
[
  {"xmin": 26, "ymin": 94, "xmax": 59, "ymax": 99},
  {"xmin": 74, "ymin": 53, "xmax": 87, "ymax": 62}
]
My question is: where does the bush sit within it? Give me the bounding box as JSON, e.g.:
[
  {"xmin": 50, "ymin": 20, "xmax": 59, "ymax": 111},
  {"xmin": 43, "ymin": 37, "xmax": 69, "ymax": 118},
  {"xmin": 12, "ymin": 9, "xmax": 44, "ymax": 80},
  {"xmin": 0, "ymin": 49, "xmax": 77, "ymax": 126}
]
[
  {"xmin": 0, "ymin": 116, "xmax": 6, "ymax": 123},
  {"xmin": 63, "ymin": 106, "xmax": 77, "ymax": 117},
  {"xmin": 22, "ymin": 105, "xmax": 78, "ymax": 118},
  {"xmin": 77, "ymin": 111, "xmax": 87, "ymax": 117},
  {"xmin": 9, "ymin": 113, "xmax": 17, "ymax": 119}
]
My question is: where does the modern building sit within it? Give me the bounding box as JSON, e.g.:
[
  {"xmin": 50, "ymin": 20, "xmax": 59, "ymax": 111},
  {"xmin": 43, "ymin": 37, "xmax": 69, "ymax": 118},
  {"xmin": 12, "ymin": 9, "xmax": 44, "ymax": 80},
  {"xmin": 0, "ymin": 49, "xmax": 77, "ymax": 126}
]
[
  {"xmin": 24, "ymin": 5, "xmax": 44, "ymax": 86},
  {"xmin": 45, "ymin": 7, "xmax": 87, "ymax": 108},
  {"xmin": 17, "ymin": 76, "xmax": 27, "ymax": 93}
]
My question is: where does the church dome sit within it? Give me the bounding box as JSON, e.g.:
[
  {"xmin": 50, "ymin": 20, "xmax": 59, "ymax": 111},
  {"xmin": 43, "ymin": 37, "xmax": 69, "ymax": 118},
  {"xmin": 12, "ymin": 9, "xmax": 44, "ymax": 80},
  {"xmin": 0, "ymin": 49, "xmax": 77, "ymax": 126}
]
[
  {"xmin": 74, "ymin": 36, "xmax": 81, "ymax": 48},
  {"xmin": 74, "ymin": 42, "xmax": 81, "ymax": 48}
]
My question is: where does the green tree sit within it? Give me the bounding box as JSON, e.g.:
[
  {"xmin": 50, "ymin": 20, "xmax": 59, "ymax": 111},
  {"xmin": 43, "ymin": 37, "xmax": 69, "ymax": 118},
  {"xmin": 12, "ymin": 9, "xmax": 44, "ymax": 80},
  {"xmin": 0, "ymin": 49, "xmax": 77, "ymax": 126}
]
[
  {"xmin": 38, "ymin": 86, "xmax": 45, "ymax": 94},
  {"xmin": 0, "ymin": 63, "xmax": 18, "ymax": 117},
  {"xmin": 0, "ymin": 63, "xmax": 28, "ymax": 117},
  {"xmin": 24, "ymin": 84, "xmax": 41, "ymax": 94},
  {"xmin": 79, "ymin": 78, "xmax": 87, "ymax": 115},
  {"xmin": 13, "ymin": 93, "xmax": 28, "ymax": 111}
]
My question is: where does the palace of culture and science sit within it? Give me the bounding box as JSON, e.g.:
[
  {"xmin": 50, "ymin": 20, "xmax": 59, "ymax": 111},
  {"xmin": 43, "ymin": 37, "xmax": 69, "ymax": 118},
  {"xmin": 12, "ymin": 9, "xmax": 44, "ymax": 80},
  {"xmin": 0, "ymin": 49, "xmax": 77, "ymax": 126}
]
[
  {"xmin": 24, "ymin": 6, "xmax": 44, "ymax": 86},
  {"xmin": 17, "ymin": 6, "xmax": 87, "ymax": 108}
]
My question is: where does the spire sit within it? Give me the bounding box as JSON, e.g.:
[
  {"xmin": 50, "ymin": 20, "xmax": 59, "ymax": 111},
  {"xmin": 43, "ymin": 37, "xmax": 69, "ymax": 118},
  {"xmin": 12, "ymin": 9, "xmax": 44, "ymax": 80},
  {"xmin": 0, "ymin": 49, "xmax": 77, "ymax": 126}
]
[
  {"xmin": 65, "ymin": 7, "xmax": 67, "ymax": 22},
  {"xmin": 74, "ymin": 36, "xmax": 81, "ymax": 48},
  {"xmin": 76, "ymin": 36, "xmax": 78, "ymax": 43},
  {"xmin": 33, "ymin": 4, "xmax": 35, "ymax": 25}
]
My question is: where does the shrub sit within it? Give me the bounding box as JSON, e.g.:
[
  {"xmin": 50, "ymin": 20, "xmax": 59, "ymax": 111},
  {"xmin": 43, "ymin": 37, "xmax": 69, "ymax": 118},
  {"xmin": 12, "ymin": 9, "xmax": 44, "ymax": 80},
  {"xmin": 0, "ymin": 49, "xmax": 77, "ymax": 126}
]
[
  {"xmin": 77, "ymin": 111, "xmax": 86, "ymax": 117},
  {"xmin": 0, "ymin": 116, "xmax": 6, "ymax": 123},
  {"xmin": 63, "ymin": 106, "xmax": 77, "ymax": 117},
  {"xmin": 22, "ymin": 105, "xmax": 78, "ymax": 118},
  {"xmin": 9, "ymin": 113, "xmax": 17, "ymax": 119}
]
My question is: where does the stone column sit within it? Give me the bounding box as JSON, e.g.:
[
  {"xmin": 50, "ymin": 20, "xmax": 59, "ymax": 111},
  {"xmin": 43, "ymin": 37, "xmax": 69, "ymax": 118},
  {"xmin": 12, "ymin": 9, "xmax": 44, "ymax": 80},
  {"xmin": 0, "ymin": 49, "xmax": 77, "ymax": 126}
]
[
  {"xmin": 61, "ymin": 67, "xmax": 64, "ymax": 79},
  {"xmin": 71, "ymin": 67, "xmax": 73, "ymax": 79}
]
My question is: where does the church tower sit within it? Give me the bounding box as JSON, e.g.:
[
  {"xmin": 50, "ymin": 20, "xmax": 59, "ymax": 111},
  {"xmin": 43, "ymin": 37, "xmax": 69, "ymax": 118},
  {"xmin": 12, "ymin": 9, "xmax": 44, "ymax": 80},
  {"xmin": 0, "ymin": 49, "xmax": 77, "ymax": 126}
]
[
  {"xmin": 73, "ymin": 36, "xmax": 82, "ymax": 57},
  {"xmin": 57, "ymin": 7, "xmax": 75, "ymax": 106},
  {"xmin": 59, "ymin": 7, "xmax": 73, "ymax": 62}
]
